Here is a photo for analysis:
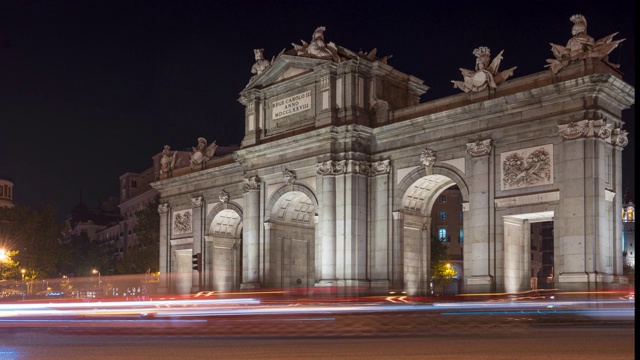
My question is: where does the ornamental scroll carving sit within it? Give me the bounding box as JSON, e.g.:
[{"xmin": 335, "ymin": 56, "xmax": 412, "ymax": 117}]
[
  {"xmin": 502, "ymin": 145, "xmax": 553, "ymax": 191},
  {"xmin": 283, "ymin": 168, "xmax": 297, "ymax": 186},
  {"xmin": 242, "ymin": 176, "xmax": 261, "ymax": 191},
  {"xmin": 316, "ymin": 160, "xmax": 390, "ymax": 176},
  {"xmin": 558, "ymin": 121, "xmax": 589, "ymax": 140},
  {"xmin": 557, "ymin": 119, "xmax": 627, "ymax": 147},
  {"xmin": 370, "ymin": 160, "xmax": 390, "ymax": 175},
  {"xmin": 466, "ymin": 139, "xmax": 492, "ymax": 157},
  {"xmin": 612, "ymin": 128, "xmax": 628, "ymax": 148},
  {"xmin": 316, "ymin": 160, "xmax": 346, "ymax": 175}
]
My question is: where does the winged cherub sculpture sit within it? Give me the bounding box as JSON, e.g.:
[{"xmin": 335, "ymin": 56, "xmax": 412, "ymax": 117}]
[
  {"xmin": 452, "ymin": 46, "xmax": 516, "ymax": 93},
  {"xmin": 189, "ymin": 137, "xmax": 218, "ymax": 169}
]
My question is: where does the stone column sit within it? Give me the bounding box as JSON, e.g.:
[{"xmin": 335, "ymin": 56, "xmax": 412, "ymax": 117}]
[
  {"xmin": 337, "ymin": 160, "xmax": 370, "ymax": 295},
  {"xmin": 191, "ymin": 196, "xmax": 204, "ymax": 293},
  {"xmin": 391, "ymin": 211, "xmax": 404, "ymax": 291},
  {"xmin": 370, "ymin": 160, "xmax": 391, "ymax": 293},
  {"xmin": 465, "ymin": 139, "xmax": 493, "ymax": 293},
  {"xmin": 316, "ymin": 161, "xmax": 337, "ymax": 284},
  {"xmin": 157, "ymin": 202, "xmax": 170, "ymax": 294},
  {"xmin": 263, "ymin": 221, "xmax": 272, "ymax": 287},
  {"xmin": 241, "ymin": 176, "xmax": 261, "ymax": 289}
]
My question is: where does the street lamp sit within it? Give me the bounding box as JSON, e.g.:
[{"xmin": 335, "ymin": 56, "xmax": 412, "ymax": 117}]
[
  {"xmin": 21, "ymin": 269, "xmax": 26, "ymax": 299},
  {"xmin": 92, "ymin": 269, "xmax": 101, "ymax": 296}
]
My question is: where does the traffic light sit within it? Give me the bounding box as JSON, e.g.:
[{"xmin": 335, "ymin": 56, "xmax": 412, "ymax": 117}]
[{"xmin": 192, "ymin": 253, "xmax": 201, "ymax": 272}]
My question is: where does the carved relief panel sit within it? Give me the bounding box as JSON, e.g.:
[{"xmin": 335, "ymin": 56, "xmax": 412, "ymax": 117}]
[
  {"xmin": 172, "ymin": 209, "xmax": 193, "ymax": 235},
  {"xmin": 501, "ymin": 144, "xmax": 553, "ymax": 191}
]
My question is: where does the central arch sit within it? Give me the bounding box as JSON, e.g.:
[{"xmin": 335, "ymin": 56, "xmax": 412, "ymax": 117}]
[{"xmin": 395, "ymin": 166, "xmax": 469, "ymax": 295}]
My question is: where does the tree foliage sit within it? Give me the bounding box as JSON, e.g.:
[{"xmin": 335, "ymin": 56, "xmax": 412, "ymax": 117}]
[
  {"xmin": 0, "ymin": 205, "xmax": 69, "ymax": 280},
  {"xmin": 430, "ymin": 236, "xmax": 457, "ymax": 295}
]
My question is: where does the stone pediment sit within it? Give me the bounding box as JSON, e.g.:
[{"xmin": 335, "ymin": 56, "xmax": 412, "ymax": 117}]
[{"xmin": 244, "ymin": 55, "xmax": 328, "ymax": 91}]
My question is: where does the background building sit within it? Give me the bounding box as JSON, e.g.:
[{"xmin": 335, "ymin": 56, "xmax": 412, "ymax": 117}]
[
  {"xmin": 622, "ymin": 191, "xmax": 635, "ymax": 269},
  {"xmin": 0, "ymin": 177, "xmax": 14, "ymax": 209}
]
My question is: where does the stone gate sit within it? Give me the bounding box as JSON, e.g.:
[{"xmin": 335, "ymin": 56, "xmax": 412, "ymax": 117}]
[{"xmin": 152, "ymin": 21, "xmax": 633, "ymax": 296}]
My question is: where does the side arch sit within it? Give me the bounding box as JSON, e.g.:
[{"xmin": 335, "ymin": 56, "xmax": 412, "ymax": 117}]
[{"xmin": 264, "ymin": 183, "xmax": 319, "ymax": 222}]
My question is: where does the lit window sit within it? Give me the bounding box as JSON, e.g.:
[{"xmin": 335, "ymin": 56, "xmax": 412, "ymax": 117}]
[
  {"xmin": 439, "ymin": 228, "xmax": 447, "ymax": 241},
  {"xmin": 439, "ymin": 211, "xmax": 446, "ymax": 220}
]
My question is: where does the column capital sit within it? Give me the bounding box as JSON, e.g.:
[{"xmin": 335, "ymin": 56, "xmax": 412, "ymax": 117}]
[
  {"xmin": 466, "ymin": 139, "xmax": 492, "ymax": 157},
  {"xmin": 191, "ymin": 196, "xmax": 204, "ymax": 208},
  {"xmin": 243, "ymin": 175, "xmax": 261, "ymax": 191},
  {"xmin": 158, "ymin": 203, "xmax": 169, "ymax": 214}
]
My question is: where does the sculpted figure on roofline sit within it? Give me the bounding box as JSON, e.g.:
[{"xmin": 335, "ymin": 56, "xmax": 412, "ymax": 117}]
[
  {"xmin": 451, "ymin": 46, "xmax": 516, "ymax": 93},
  {"xmin": 546, "ymin": 14, "xmax": 625, "ymax": 74}
]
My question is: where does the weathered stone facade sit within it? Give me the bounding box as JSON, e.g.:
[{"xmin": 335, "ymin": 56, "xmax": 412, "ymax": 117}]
[{"xmin": 151, "ymin": 27, "xmax": 634, "ymax": 296}]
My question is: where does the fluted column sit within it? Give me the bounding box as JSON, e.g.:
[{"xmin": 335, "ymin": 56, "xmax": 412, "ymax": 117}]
[
  {"xmin": 191, "ymin": 196, "xmax": 204, "ymax": 293},
  {"xmin": 317, "ymin": 161, "xmax": 337, "ymax": 284},
  {"xmin": 157, "ymin": 202, "xmax": 170, "ymax": 294},
  {"xmin": 241, "ymin": 176, "xmax": 261, "ymax": 289},
  {"xmin": 391, "ymin": 211, "xmax": 404, "ymax": 291}
]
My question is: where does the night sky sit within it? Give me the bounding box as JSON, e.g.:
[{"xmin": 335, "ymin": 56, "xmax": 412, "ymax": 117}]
[{"xmin": 0, "ymin": 0, "xmax": 635, "ymax": 221}]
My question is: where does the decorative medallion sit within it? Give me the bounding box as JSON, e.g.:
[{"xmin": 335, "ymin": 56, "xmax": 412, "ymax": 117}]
[{"xmin": 612, "ymin": 128, "xmax": 628, "ymax": 148}]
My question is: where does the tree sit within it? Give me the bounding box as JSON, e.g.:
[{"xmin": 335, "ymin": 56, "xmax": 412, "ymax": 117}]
[
  {"xmin": 430, "ymin": 236, "xmax": 457, "ymax": 295},
  {"xmin": 116, "ymin": 196, "xmax": 160, "ymax": 274},
  {"xmin": 0, "ymin": 249, "xmax": 19, "ymax": 280},
  {"xmin": 0, "ymin": 205, "xmax": 69, "ymax": 280}
]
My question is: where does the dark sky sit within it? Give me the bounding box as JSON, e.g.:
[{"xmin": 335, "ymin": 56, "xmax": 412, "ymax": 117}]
[{"xmin": 0, "ymin": 0, "xmax": 635, "ymax": 221}]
